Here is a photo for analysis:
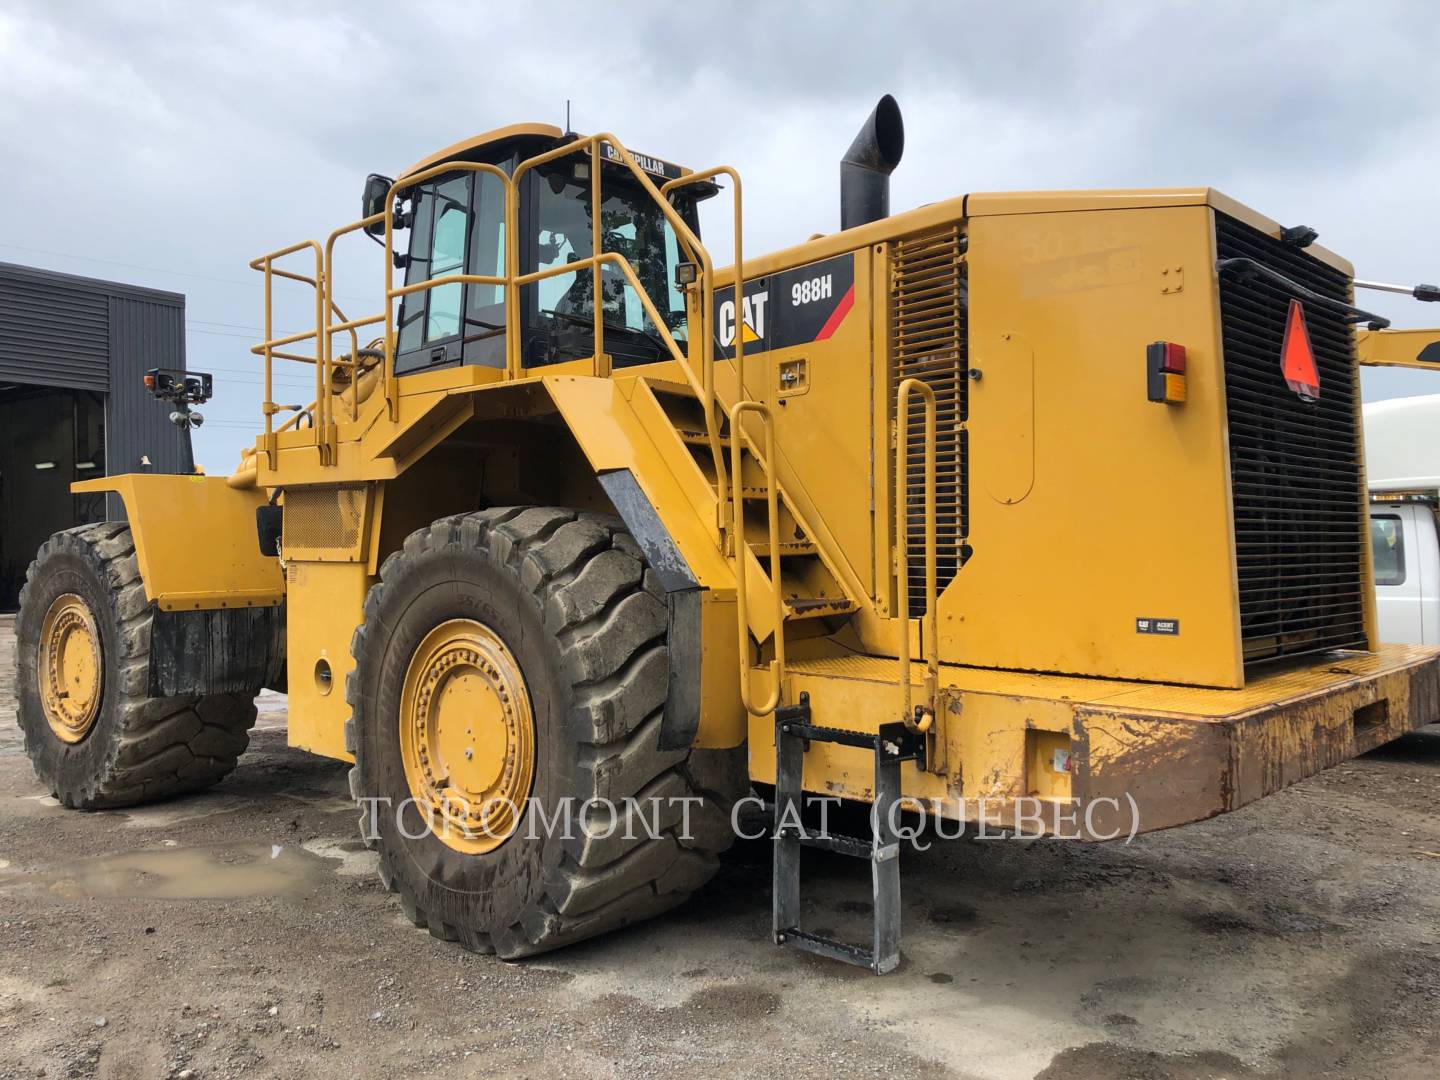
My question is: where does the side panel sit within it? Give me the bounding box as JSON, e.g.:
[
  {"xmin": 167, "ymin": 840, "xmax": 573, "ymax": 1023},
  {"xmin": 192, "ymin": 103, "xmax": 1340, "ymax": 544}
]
[
  {"xmin": 957, "ymin": 204, "xmax": 1243, "ymax": 687},
  {"xmin": 72, "ymin": 474, "xmax": 284, "ymax": 610},
  {"xmin": 285, "ymin": 561, "xmax": 369, "ymax": 761}
]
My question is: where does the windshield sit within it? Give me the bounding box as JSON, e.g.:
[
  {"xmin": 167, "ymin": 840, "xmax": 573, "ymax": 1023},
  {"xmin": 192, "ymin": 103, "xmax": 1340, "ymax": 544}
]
[{"xmin": 522, "ymin": 165, "xmax": 693, "ymax": 367}]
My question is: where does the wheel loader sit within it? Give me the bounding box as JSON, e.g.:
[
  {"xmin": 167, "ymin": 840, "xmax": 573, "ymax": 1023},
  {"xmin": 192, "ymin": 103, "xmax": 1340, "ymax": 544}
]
[{"xmin": 14, "ymin": 96, "xmax": 1440, "ymax": 973}]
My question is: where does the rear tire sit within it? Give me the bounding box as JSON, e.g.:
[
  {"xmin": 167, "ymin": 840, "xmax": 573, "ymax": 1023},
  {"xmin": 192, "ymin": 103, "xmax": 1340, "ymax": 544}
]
[
  {"xmin": 346, "ymin": 507, "xmax": 746, "ymax": 957},
  {"xmin": 14, "ymin": 523, "xmax": 257, "ymax": 809}
]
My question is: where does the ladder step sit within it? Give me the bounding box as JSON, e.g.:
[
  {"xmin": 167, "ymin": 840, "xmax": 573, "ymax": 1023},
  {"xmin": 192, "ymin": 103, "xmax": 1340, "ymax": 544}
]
[
  {"xmin": 676, "ymin": 426, "xmax": 720, "ymax": 446},
  {"xmin": 776, "ymin": 928, "xmax": 893, "ymax": 973},
  {"xmin": 773, "ymin": 696, "xmax": 920, "ymax": 977},
  {"xmin": 749, "ymin": 539, "xmax": 818, "ymax": 558},
  {"xmin": 796, "ymin": 832, "xmax": 893, "ymax": 860},
  {"xmin": 784, "ymin": 596, "xmax": 856, "ymax": 620},
  {"xmin": 780, "ymin": 721, "xmax": 878, "ymax": 750}
]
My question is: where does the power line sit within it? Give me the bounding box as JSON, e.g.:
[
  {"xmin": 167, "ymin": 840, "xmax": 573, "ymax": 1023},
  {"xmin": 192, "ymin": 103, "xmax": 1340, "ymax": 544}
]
[{"xmin": 0, "ymin": 241, "xmax": 375, "ymax": 305}]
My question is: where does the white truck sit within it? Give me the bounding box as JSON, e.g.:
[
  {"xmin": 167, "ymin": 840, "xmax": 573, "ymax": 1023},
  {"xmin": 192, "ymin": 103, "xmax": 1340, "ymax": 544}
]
[{"xmin": 1364, "ymin": 393, "xmax": 1440, "ymax": 644}]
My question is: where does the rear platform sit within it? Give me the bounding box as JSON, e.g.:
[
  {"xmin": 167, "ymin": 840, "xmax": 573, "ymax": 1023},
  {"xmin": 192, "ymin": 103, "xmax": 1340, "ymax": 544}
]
[{"xmin": 750, "ymin": 644, "xmax": 1440, "ymax": 837}]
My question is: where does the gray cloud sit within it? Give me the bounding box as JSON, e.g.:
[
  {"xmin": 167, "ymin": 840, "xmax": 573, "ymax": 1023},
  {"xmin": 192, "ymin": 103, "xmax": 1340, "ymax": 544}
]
[{"xmin": 2, "ymin": 0, "xmax": 1438, "ymax": 468}]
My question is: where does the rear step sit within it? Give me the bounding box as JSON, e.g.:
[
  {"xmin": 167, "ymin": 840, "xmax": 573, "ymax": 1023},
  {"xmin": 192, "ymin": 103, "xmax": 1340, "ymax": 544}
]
[{"xmin": 772, "ymin": 692, "xmax": 926, "ymax": 975}]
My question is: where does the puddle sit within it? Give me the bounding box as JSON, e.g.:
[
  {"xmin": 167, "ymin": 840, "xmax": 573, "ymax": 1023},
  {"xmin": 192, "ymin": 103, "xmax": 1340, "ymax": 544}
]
[
  {"xmin": 4, "ymin": 842, "xmax": 337, "ymax": 901},
  {"xmin": 301, "ymin": 837, "xmax": 378, "ymax": 877}
]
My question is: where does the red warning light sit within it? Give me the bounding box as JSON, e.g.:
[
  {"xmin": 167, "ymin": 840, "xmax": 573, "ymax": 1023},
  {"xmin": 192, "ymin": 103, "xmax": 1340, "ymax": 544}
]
[{"xmin": 1280, "ymin": 299, "xmax": 1320, "ymax": 401}]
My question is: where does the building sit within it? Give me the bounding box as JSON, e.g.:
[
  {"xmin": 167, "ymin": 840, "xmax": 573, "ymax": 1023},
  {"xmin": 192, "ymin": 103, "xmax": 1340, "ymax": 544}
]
[{"xmin": 0, "ymin": 262, "xmax": 186, "ymax": 608}]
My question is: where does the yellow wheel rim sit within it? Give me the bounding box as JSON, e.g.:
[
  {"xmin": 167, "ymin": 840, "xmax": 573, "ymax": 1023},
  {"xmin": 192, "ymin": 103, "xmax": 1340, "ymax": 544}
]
[
  {"xmin": 398, "ymin": 618, "xmax": 535, "ymax": 854},
  {"xmin": 39, "ymin": 593, "xmax": 103, "ymax": 744}
]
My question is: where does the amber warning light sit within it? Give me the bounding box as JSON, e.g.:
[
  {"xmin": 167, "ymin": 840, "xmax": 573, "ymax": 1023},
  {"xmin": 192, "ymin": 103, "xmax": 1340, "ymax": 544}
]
[{"xmin": 1280, "ymin": 299, "xmax": 1320, "ymax": 401}]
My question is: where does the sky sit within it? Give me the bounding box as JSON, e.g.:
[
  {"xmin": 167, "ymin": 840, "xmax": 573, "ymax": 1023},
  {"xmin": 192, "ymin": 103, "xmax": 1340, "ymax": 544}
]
[{"xmin": 2, "ymin": 0, "xmax": 1439, "ymax": 471}]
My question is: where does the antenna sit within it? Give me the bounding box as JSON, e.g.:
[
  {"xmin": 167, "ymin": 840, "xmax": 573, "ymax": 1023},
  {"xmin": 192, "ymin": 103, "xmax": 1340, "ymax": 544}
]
[{"xmin": 565, "ymin": 99, "xmax": 572, "ymax": 135}]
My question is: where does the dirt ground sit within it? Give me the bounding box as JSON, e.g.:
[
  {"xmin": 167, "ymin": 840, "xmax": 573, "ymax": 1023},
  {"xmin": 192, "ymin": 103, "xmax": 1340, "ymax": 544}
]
[{"xmin": 2, "ymin": 615, "xmax": 1439, "ymax": 1080}]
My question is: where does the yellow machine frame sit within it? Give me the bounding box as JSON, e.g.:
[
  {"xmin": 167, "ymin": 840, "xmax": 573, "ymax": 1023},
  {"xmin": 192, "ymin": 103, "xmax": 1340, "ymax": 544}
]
[{"xmin": 79, "ymin": 126, "xmax": 1440, "ymax": 836}]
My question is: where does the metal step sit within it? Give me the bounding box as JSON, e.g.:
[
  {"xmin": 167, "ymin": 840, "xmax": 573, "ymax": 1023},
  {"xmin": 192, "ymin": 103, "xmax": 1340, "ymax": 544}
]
[
  {"xmin": 676, "ymin": 426, "xmax": 722, "ymax": 446},
  {"xmin": 748, "ymin": 539, "xmax": 818, "ymax": 558},
  {"xmin": 783, "ymin": 596, "xmax": 857, "ymax": 621},
  {"xmin": 772, "ymin": 693, "xmax": 925, "ymax": 975}
]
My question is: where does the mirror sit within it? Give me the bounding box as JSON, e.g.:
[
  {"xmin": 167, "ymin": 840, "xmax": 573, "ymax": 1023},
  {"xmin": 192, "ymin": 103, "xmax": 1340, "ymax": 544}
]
[{"xmin": 363, "ymin": 173, "xmax": 395, "ymax": 237}]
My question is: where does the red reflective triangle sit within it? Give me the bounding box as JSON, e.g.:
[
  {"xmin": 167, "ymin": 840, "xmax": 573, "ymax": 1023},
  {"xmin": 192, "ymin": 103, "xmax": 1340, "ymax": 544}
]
[{"xmin": 1280, "ymin": 299, "xmax": 1320, "ymax": 401}]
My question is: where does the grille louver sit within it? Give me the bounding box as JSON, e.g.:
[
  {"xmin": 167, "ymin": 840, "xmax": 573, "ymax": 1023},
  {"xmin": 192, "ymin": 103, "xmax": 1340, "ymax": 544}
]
[
  {"xmin": 1215, "ymin": 214, "xmax": 1368, "ymax": 664},
  {"xmin": 891, "ymin": 225, "xmax": 968, "ymax": 618}
]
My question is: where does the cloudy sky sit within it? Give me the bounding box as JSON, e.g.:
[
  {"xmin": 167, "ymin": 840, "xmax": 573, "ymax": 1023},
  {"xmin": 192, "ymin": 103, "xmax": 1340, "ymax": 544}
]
[{"xmin": 3, "ymin": 0, "xmax": 1439, "ymax": 470}]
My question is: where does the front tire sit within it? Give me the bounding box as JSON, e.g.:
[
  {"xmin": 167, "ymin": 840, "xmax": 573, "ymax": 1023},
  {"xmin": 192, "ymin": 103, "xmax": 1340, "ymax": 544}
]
[
  {"xmin": 15, "ymin": 523, "xmax": 257, "ymax": 809},
  {"xmin": 346, "ymin": 507, "xmax": 745, "ymax": 957}
]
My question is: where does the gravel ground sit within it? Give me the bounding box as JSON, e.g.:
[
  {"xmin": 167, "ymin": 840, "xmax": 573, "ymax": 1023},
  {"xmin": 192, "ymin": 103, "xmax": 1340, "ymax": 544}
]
[{"xmin": 2, "ymin": 613, "xmax": 1439, "ymax": 1079}]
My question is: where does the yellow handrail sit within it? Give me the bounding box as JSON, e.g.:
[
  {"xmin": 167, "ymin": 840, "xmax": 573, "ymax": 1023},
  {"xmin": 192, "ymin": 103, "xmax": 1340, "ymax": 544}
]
[
  {"xmin": 323, "ymin": 214, "xmax": 383, "ymax": 426},
  {"xmin": 249, "ymin": 240, "xmax": 323, "ymax": 467},
  {"xmin": 663, "ymin": 166, "xmax": 742, "ymax": 534},
  {"xmin": 252, "ymin": 135, "xmax": 729, "ymax": 464},
  {"xmin": 895, "ymin": 378, "xmax": 938, "ymax": 732},
  {"xmin": 509, "ymin": 136, "xmax": 719, "ymax": 421},
  {"xmin": 730, "ymin": 400, "xmax": 785, "ymax": 716}
]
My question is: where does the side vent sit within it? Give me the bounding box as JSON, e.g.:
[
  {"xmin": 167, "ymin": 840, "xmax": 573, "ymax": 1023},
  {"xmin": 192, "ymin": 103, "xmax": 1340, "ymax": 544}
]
[
  {"xmin": 282, "ymin": 485, "xmax": 369, "ymax": 560},
  {"xmin": 890, "ymin": 225, "xmax": 968, "ymax": 617}
]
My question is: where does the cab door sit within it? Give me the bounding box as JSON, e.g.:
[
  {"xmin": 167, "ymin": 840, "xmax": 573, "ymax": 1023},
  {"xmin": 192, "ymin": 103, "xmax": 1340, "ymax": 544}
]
[{"xmin": 394, "ymin": 165, "xmax": 509, "ymax": 376}]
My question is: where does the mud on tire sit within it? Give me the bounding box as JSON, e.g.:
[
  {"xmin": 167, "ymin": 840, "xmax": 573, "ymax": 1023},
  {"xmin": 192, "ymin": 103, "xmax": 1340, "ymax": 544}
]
[
  {"xmin": 346, "ymin": 507, "xmax": 747, "ymax": 958},
  {"xmin": 14, "ymin": 522, "xmax": 257, "ymax": 809}
]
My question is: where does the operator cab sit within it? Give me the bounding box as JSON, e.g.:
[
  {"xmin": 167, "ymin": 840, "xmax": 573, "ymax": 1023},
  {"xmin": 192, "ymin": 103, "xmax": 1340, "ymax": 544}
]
[{"xmin": 382, "ymin": 124, "xmax": 710, "ymax": 377}]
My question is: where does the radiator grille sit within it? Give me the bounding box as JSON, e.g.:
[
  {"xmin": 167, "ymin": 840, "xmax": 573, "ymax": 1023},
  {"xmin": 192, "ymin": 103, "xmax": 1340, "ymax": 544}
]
[
  {"xmin": 891, "ymin": 225, "xmax": 968, "ymax": 617},
  {"xmin": 283, "ymin": 486, "xmax": 366, "ymax": 555},
  {"xmin": 1215, "ymin": 214, "xmax": 1368, "ymax": 664}
]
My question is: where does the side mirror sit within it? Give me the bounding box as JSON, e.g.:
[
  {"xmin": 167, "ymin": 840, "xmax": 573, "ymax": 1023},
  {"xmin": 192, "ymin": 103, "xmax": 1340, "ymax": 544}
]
[{"xmin": 363, "ymin": 174, "xmax": 395, "ymax": 237}]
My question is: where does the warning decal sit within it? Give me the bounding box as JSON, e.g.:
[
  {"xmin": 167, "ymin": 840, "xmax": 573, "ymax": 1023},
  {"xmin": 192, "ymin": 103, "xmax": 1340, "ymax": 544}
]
[{"xmin": 716, "ymin": 252, "xmax": 856, "ymax": 358}]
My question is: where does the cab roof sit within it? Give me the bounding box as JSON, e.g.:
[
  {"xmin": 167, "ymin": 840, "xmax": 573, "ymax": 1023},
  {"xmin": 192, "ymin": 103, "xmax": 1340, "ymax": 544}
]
[{"xmin": 399, "ymin": 123, "xmax": 563, "ymax": 181}]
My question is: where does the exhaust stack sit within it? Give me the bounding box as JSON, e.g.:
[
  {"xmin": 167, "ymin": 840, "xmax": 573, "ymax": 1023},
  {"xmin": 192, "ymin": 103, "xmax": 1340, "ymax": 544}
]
[{"xmin": 840, "ymin": 94, "xmax": 904, "ymax": 230}]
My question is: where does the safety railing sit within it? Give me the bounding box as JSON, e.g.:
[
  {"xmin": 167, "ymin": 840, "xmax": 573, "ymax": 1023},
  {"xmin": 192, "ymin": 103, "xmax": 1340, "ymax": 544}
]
[
  {"xmin": 250, "ymin": 135, "xmax": 737, "ymax": 477},
  {"xmin": 895, "ymin": 378, "xmax": 938, "ymax": 731},
  {"xmin": 248, "ymin": 239, "xmax": 364, "ymax": 466},
  {"xmin": 663, "ymin": 166, "xmax": 744, "ymax": 530},
  {"xmin": 730, "ymin": 401, "xmax": 786, "ymax": 715},
  {"xmin": 247, "ymin": 133, "xmax": 858, "ymax": 719}
]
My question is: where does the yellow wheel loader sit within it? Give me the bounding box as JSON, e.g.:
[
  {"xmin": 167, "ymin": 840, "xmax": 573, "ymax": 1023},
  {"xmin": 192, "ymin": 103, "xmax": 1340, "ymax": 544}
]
[{"xmin": 14, "ymin": 96, "xmax": 1440, "ymax": 972}]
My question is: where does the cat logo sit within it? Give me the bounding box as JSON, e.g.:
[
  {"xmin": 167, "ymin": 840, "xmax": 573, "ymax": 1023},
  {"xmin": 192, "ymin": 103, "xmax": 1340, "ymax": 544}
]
[
  {"xmin": 717, "ymin": 292, "xmax": 768, "ymax": 348},
  {"xmin": 713, "ymin": 252, "xmax": 856, "ymax": 358}
]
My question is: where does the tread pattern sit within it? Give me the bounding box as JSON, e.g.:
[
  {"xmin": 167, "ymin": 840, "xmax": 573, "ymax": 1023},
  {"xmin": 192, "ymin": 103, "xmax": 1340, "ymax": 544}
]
[
  {"xmin": 346, "ymin": 507, "xmax": 745, "ymax": 958},
  {"xmin": 15, "ymin": 522, "xmax": 257, "ymax": 810}
]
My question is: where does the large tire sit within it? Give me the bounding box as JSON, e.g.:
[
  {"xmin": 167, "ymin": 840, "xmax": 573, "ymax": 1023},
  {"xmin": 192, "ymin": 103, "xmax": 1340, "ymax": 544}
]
[
  {"xmin": 346, "ymin": 507, "xmax": 746, "ymax": 958},
  {"xmin": 14, "ymin": 522, "xmax": 257, "ymax": 809}
]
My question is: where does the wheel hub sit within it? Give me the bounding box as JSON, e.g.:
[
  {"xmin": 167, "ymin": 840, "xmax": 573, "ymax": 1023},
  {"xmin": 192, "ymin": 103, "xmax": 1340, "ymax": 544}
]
[
  {"xmin": 398, "ymin": 619, "xmax": 535, "ymax": 854},
  {"xmin": 39, "ymin": 593, "xmax": 103, "ymax": 744}
]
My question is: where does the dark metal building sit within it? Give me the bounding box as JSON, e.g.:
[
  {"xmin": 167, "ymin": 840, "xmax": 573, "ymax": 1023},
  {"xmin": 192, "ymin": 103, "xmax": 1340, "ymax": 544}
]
[{"xmin": 0, "ymin": 262, "xmax": 186, "ymax": 608}]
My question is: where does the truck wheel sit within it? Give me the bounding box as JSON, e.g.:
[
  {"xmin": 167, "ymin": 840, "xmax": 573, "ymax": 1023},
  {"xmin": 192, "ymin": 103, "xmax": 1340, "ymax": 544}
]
[
  {"xmin": 14, "ymin": 522, "xmax": 257, "ymax": 809},
  {"xmin": 346, "ymin": 507, "xmax": 745, "ymax": 957}
]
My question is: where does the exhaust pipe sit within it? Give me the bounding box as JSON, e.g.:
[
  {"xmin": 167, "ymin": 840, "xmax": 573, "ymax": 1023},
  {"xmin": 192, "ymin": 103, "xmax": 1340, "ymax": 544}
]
[{"xmin": 840, "ymin": 94, "xmax": 904, "ymax": 230}]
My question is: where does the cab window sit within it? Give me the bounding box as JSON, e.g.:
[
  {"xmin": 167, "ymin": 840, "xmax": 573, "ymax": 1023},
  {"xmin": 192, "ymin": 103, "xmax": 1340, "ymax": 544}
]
[
  {"xmin": 396, "ymin": 165, "xmax": 509, "ymax": 375},
  {"xmin": 520, "ymin": 164, "xmax": 693, "ymax": 368}
]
